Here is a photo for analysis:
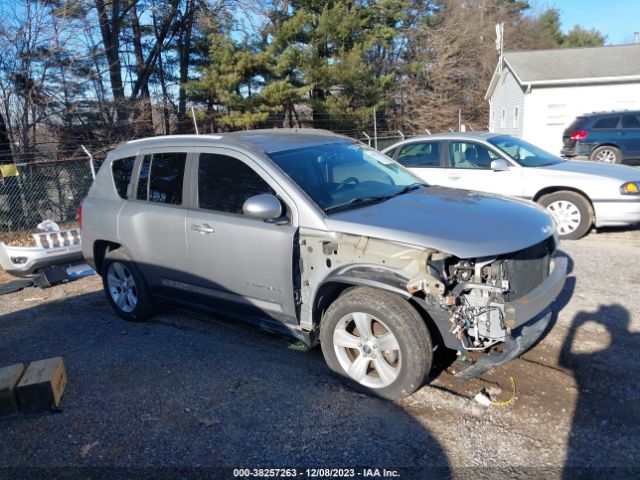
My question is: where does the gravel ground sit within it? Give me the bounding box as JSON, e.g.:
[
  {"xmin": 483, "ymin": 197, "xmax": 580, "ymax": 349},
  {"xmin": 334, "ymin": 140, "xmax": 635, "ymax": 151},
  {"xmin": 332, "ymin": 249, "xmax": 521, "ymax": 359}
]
[{"xmin": 0, "ymin": 226, "xmax": 639, "ymax": 479}]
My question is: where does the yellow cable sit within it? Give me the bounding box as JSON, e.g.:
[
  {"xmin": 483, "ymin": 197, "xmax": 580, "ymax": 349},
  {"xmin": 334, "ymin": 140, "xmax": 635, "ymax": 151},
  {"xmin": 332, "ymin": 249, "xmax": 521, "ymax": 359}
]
[{"xmin": 490, "ymin": 376, "xmax": 516, "ymax": 406}]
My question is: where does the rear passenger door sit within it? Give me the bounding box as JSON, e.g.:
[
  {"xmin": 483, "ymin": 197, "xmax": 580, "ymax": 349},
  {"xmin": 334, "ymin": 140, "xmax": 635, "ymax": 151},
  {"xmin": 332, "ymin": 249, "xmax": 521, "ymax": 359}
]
[
  {"xmin": 393, "ymin": 141, "xmax": 447, "ymax": 186},
  {"xmin": 185, "ymin": 150, "xmax": 298, "ymax": 322},
  {"xmin": 118, "ymin": 149, "xmax": 192, "ymax": 290},
  {"xmin": 621, "ymin": 114, "xmax": 640, "ymax": 158},
  {"xmin": 441, "ymin": 141, "xmax": 524, "ymax": 197}
]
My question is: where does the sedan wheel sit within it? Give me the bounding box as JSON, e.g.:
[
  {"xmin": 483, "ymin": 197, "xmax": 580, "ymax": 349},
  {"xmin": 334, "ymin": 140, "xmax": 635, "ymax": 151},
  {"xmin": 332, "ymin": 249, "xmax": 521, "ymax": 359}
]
[{"xmin": 539, "ymin": 191, "xmax": 593, "ymax": 240}]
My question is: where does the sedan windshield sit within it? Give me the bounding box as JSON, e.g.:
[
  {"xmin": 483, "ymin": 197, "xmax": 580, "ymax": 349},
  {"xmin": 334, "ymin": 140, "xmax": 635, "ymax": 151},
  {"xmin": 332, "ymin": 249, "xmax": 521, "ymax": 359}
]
[
  {"xmin": 488, "ymin": 135, "xmax": 563, "ymax": 167},
  {"xmin": 268, "ymin": 142, "xmax": 426, "ymax": 213}
]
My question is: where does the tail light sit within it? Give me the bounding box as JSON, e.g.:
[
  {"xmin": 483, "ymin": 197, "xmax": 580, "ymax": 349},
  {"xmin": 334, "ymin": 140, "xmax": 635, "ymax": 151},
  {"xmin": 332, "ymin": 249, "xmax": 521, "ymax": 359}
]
[
  {"xmin": 78, "ymin": 199, "xmax": 83, "ymax": 230},
  {"xmin": 570, "ymin": 130, "xmax": 588, "ymax": 141}
]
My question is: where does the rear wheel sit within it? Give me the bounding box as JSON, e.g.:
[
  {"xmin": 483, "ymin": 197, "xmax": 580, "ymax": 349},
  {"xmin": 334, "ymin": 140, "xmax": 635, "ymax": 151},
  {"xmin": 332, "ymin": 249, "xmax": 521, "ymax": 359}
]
[
  {"xmin": 539, "ymin": 191, "xmax": 593, "ymax": 240},
  {"xmin": 590, "ymin": 146, "xmax": 621, "ymax": 164},
  {"xmin": 102, "ymin": 248, "xmax": 155, "ymax": 322},
  {"xmin": 320, "ymin": 287, "xmax": 432, "ymax": 400}
]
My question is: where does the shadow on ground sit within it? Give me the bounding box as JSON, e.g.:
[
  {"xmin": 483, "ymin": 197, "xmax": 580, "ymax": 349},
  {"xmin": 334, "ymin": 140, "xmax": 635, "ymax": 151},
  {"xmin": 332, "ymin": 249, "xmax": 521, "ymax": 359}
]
[{"xmin": 0, "ymin": 291, "xmax": 451, "ymax": 478}]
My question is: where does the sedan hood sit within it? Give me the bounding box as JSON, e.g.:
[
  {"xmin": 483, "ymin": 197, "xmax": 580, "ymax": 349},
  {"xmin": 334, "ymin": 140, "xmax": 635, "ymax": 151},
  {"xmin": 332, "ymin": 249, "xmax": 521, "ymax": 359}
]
[
  {"xmin": 325, "ymin": 187, "xmax": 555, "ymax": 259},
  {"xmin": 543, "ymin": 159, "xmax": 640, "ymax": 181}
]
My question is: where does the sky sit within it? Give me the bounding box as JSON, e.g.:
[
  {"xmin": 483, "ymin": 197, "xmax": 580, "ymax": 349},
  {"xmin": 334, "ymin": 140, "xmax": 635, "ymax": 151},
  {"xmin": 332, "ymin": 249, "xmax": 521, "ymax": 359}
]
[{"xmin": 531, "ymin": 0, "xmax": 640, "ymax": 45}]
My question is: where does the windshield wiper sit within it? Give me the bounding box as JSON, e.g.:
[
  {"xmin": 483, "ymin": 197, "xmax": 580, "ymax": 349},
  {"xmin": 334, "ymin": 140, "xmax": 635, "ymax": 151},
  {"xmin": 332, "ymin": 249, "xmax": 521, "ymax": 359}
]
[
  {"xmin": 324, "ymin": 196, "xmax": 390, "ymax": 213},
  {"xmin": 324, "ymin": 184, "xmax": 427, "ymax": 213},
  {"xmin": 388, "ymin": 183, "xmax": 426, "ymax": 197}
]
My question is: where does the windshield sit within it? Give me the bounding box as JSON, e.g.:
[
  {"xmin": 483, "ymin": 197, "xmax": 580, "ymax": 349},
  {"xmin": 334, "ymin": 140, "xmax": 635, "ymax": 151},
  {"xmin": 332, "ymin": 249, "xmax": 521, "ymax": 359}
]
[
  {"xmin": 488, "ymin": 135, "xmax": 563, "ymax": 167},
  {"xmin": 268, "ymin": 141, "xmax": 426, "ymax": 213}
]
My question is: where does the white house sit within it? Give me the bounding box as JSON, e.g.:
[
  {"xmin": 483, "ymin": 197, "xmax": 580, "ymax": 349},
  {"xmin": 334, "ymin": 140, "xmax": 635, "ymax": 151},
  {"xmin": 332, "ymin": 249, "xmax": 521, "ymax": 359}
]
[{"xmin": 485, "ymin": 44, "xmax": 640, "ymax": 155}]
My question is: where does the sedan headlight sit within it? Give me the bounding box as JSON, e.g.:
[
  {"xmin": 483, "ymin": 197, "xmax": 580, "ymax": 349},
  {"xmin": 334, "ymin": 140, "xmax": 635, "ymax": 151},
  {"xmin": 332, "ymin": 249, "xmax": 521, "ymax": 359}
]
[{"xmin": 620, "ymin": 182, "xmax": 640, "ymax": 195}]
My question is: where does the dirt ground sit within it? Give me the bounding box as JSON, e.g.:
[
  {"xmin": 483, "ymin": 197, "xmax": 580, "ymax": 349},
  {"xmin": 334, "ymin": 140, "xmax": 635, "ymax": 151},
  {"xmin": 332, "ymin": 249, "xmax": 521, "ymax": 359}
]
[{"xmin": 0, "ymin": 226, "xmax": 639, "ymax": 479}]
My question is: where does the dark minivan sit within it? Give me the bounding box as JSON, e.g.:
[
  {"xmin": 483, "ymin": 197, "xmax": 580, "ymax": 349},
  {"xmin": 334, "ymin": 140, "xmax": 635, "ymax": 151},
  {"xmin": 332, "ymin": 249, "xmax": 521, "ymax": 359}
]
[{"xmin": 561, "ymin": 111, "xmax": 640, "ymax": 165}]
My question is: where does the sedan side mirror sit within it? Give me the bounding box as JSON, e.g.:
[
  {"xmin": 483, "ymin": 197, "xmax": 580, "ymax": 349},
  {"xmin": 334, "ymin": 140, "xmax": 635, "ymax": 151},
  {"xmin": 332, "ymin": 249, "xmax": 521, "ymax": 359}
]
[
  {"xmin": 242, "ymin": 194, "xmax": 284, "ymax": 220},
  {"xmin": 491, "ymin": 159, "xmax": 509, "ymax": 171}
]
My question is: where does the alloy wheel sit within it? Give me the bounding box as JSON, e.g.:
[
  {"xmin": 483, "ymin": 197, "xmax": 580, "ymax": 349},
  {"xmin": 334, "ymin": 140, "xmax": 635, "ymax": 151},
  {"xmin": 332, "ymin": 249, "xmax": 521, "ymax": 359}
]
[
  {"xmin": 333, "ymin": 312, "xmax": 401, "ymax": 388},
  {"xmin": 107, "ymin": 262, "xmax": 138, "ymax": 313}
]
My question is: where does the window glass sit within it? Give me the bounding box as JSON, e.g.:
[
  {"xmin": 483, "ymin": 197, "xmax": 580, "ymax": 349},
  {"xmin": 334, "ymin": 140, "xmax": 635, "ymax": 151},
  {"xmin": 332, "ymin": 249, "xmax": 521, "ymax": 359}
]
[
  {"xmin": 136, "ymin": 155, "xmax": 151, "ymax": 200},
  {"xmin": 384, "ymin": 147, "xmax": 397, "ymax": 159},
  {"xmin": 488, "ymin": 135, "xmax": 563, "ymax": 167},
  {"xmin": 397, "ymin": 142, "xmax": 441, "ymax": 168},
  {"xmin": 622, "ymin": 115, "xmax": 640, "ymax": 129},
  {"xmin": 198, "ymin": 153, "xmax": 275, "ymax": 214},
  {"xmin": 111, "ymin": 156, "xmax": 135, "ymax": 199},
  {"xmin": 136, "ymin": 153, "xmax": 187, "ymax": 204},
  {"xmin": 148, "ymin": 152, "xmax": 187, "ymax": 205},
  {"xmin": 448, "ymin": 142, "xmax": 498, "ymax": 169},
  {"xmin": 268, "ymin": 142, "xmax": 424, "ymax": 213},
  {"xmin": 593, "ymin": 117, "xmax": 619, "ymax": 129}
]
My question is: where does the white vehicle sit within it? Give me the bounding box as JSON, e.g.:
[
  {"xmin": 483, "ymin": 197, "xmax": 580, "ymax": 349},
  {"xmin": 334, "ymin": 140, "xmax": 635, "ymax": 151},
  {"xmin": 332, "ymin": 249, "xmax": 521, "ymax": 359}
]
[{"xmin": 383, "ymin": 133, "xmax": 640, "ymax": 239}]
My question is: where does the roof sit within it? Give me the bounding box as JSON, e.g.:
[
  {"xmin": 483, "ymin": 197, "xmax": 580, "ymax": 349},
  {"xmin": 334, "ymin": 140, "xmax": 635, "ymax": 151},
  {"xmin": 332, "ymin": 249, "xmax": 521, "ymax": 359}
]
[
  {"xmin": 486, "ymin": 44, "xmax": 640, "ymax": 99},
  {"xmin": 110, "ymin": 128, "xmax": 351, "ymax": 159}
]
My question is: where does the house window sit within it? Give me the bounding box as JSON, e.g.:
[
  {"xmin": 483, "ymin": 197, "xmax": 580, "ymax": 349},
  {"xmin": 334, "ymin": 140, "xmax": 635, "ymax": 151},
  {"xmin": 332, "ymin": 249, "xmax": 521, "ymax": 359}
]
[
  {"xmin": 514, "ymin": 107, "xmax": 519, "ymax": 128},
  {"xmin": 501, "ymin": 109, "xmax": 506, "ymax": 128}
]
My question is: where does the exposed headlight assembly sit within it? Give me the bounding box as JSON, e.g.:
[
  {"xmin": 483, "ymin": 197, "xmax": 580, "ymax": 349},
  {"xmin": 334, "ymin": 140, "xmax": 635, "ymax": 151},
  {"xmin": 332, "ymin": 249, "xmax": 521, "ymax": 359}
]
[{"xmin": 620, "ymin": 182, "xmax": 640, "ymax": 195}]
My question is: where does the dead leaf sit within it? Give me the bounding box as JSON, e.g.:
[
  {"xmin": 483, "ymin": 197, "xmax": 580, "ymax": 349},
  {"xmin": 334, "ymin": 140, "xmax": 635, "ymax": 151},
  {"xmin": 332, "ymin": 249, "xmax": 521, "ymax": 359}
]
[
  {"xmin": 199, "ymin": 417, "xmax": 221, "ymax": 427},
  {"xmin": 80, "ymin": 441, "xmax": 99, "ymax": 458}
]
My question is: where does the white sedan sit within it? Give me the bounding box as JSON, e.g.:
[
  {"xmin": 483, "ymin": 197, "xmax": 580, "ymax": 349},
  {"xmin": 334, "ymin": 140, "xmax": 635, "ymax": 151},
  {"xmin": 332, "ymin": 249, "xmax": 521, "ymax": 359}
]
[{"xmin": 382, "ymin": 133, "xmax": 640, "ymax": 239}]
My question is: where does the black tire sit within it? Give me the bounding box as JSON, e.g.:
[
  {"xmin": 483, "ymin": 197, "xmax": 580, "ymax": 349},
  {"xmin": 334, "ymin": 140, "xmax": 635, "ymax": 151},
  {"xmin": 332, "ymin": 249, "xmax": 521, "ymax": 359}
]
[
  {"xmin": 320, "ymin": 287, "xmax": 432, "ymax": 400},
  {"xmin": 101, "ymin": 248, "xmax": 155, "ymax": 322},
  {"xmin": 539, "ymin": 191, "xmax": 593, "ymax": 240},
  {"xmin": 590, "ymin": 145, "xmax": 621, "ymax": 164}
]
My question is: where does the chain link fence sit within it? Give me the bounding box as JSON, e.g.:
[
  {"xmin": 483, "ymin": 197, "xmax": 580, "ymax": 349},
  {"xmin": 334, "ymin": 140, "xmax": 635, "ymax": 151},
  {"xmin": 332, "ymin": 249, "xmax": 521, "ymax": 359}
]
[{"xmin": 0, "ymin": 158, "xmax": 96, "ymax": 244}]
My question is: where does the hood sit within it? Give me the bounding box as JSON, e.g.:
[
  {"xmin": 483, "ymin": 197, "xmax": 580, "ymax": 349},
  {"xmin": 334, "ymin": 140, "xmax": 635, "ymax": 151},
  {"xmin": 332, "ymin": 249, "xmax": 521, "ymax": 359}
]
[
  {"xmin": 543, "ymin": 160, "xmax": 640, "ymax": 181},
  {"xmin": 325, "ymin": 186, "xmax": 555, "ymax": 259}
]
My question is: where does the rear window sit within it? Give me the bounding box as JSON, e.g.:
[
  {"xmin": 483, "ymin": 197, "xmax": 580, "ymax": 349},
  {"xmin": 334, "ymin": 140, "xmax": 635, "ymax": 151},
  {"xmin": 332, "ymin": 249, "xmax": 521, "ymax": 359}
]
[
  {"xmin": 592, "ymin": 117, "xmax": 620, "ymax": 129},
  {"xmin": 111, "ymin": 156, "xmax": 136, "ymax": 199},
  {"xmin": 566, "ymin": 117, "xmax": 587, "ymax": 131}
]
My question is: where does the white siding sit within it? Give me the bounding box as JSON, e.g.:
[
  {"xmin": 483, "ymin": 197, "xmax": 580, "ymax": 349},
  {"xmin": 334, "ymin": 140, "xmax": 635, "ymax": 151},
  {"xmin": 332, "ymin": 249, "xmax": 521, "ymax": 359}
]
[
  {"xmin": 522, "ymin": 82, "xmax": 640, "ymax": 154},
  {"xmin": 489, "ymin": 68, "xmax": 525, "ymax": 137}
]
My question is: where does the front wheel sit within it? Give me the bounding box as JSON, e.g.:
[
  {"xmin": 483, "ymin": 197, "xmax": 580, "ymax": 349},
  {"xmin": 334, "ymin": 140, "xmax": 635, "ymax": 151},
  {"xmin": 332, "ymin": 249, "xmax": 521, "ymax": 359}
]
[
  {"xmin": 590, "ymin": 145, "xmax": 621, "ymax": 164},
  {"xmin": 539, "ymin": 191, "xmax": 593, "ymax": 240},
  {"xmin": 320, "ymin": 287, "xmax": 432, "ymax": 400}
]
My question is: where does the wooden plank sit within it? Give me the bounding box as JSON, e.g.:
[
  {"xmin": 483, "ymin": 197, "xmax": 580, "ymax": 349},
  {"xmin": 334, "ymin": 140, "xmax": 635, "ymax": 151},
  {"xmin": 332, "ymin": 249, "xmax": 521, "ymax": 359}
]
[
  {"xmin": 0, "ymin": 363, "xmax": 25, "ymax": 417},
  {"xmin": 16, "ymin": 357, "xmax": 67, "ymax": 414}
]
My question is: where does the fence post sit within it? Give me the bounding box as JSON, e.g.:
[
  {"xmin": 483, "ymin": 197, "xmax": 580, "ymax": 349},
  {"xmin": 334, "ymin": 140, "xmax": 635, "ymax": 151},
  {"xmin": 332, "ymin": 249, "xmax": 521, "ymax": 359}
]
[
  {"xmin": 81, "ymin": 145, "xmax": 96, "ymax": 180},
  {"xmin": 362, "ymin": 132, "xmax": 371, "ymax": 147},
  {"xmin": 373, "ymin": 107, "xmax": 377, "ymax": 150},
  {"xmin": 397, "ymin": 130, "xmax": 405, "ymax": 140}
]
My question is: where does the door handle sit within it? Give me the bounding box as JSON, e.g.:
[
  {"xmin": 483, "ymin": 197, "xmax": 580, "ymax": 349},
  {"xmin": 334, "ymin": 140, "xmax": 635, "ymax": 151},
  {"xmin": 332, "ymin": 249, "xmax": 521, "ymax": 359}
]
[
  {"xmin": 191, "ymin": 223, "xmax": 215, "ymax": 234},
  {"xmin": 447, "ymin": 174, "xmax": 461, "ymax": 180}
]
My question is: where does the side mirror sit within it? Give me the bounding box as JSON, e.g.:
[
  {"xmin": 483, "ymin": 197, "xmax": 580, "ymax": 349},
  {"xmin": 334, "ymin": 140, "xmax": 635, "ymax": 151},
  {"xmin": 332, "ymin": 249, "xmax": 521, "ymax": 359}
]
[
  {"xmin": 491, "ymin": 159, "xmax": 509, "ymax": 171},
  {"xmin": 242, "ymin": 194, "xmax": 284, "ymax": 220}
]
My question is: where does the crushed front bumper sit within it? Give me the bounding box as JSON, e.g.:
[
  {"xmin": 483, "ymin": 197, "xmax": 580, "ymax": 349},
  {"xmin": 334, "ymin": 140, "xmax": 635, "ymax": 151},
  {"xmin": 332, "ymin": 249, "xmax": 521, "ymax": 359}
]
[{"xmin": 456, "ymin": 254, "xmax": 568, "ymax": 380}]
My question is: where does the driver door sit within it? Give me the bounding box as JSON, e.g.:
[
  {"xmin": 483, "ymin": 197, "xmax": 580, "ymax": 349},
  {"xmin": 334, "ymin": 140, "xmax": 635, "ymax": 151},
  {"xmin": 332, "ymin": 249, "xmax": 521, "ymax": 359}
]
[
  {"xmin": 185, "ymin": 150, "xmax": 298, "ymax": 322},
  {"xmin": 441, "ymin": 141, "xmax": 524, "ymax": 197}
]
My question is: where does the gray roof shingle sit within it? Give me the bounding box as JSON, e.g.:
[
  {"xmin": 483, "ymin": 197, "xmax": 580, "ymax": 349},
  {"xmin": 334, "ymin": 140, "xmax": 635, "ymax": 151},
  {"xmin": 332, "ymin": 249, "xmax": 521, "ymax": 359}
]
[{"xmin": 504, "ymin": 44, "xmax": 640, "ymax": 83}]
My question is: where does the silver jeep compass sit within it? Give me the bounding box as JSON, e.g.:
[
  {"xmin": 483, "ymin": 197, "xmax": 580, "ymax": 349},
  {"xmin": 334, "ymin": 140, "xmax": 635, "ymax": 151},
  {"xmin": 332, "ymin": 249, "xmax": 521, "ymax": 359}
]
[{"xmin": 81, "ymin": 129, "xmax": 567, "ymax": 399}]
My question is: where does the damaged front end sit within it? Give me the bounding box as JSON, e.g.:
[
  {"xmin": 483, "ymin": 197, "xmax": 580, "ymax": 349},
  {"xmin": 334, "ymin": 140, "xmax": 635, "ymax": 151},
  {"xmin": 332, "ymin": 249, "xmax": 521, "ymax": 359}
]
[
  {"xmin": 414, "ymin": 236, "xmax": 567, "ymax": 379},
  {"xmin": 303, "ymin": 231, "xmax": 567, "ymax": 381}
]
